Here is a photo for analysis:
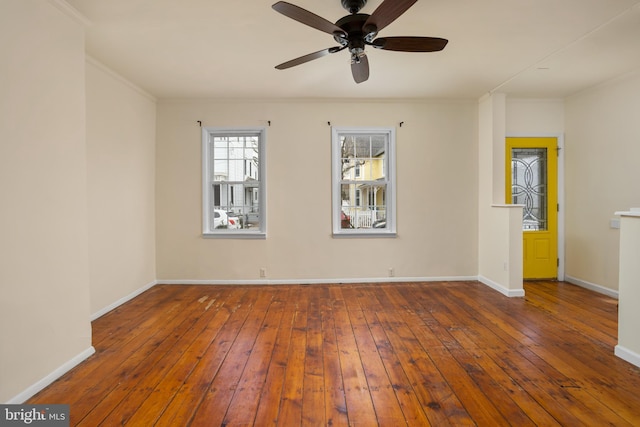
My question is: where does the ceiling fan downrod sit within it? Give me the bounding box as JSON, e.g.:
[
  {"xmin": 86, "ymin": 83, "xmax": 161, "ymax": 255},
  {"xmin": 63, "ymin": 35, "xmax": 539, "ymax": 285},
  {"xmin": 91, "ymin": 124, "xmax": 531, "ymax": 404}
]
[{"xmin": 341, "ymin": 0, "xmax": 367, "ymax": 14}]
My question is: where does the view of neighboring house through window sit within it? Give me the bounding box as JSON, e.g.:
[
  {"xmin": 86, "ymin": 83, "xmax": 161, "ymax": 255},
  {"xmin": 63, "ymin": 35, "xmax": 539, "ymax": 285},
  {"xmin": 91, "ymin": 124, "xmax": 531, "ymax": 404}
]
[
  {"xmin": 332, "ymin": 127, "xmax": 396, "ymax": 236},
  {"xmin": 202, "ymin": 127, "xmax": 266, "ymax": 237}
]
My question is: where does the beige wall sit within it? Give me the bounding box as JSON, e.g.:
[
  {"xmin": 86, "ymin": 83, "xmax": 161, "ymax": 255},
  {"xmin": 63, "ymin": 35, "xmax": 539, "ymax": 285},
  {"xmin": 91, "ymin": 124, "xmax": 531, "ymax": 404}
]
[
  {"xmin": 506, "ymin": 98, "xmax": 565, "ymax": 135},
  {"xmin": 156, "ymin": 100, "xmax": 478, "ymax": 282},
  {"xmin": 565, "ymin": 71, "xmax": 640, "ymax": 291},
  {"xmin": 0, "ymin": 0, "xmax": 92, "ymax": 402},
  {"xmin": 477, "ymin": 94, "xmax": 524, "ymax": 296},
  {"xmin": 86, "ymin": 59, "xmax": 157, "ymax": 316}
]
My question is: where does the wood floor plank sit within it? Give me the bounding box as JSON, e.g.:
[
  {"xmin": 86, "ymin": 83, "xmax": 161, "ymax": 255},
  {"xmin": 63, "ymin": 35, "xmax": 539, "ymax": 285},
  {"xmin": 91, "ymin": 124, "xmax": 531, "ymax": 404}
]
[
  {"xmin": 429, "ymin": 289, "xmax": 559, "ymax": 426},
  {"xmin": 343, "ymin": 286, "xmax": 408, "ymax": 426},
  {"xmin": 64, "ymin": 286, "xmax": 213, "ymax": 424},
  {"xmin": 253, "ymin": 287, "xmax": 298, "ymax": 425},
  {"xmin": 77, "ymin": 288, "xmax": 229, "ymax": 425},
  {"xmin": 89, "ymin": 285, "xmax": 175, "ymax": 347},
  {"xmin": 152, "ymin": 287, "xmax": 256, "ymax": 426},
  {"xmin": 444, "ymin": 283, "xmax": 637, "ymax": 426},
  {"xmin": 359, "ymin": 288, "xmax": 431, "ymax": 426},
  {"xmin": 27, "ymin": 281, "xmax": 640, "ymax": 426},
  {"xmin": 320, "ymin": 288, "xmax": 350, "ymax": 427},
  {"xmin": 523, "ymin": 284, "xmax": 618, "ymax": 346},
  {"xmin": 222, "ymin": 288, "xmax": 288, "ymax": 425},
  {"xmin": 401, "ymin": 285, "xmax": 512, "ymax": 426},
  {"xmin": 125, "ymin": 288, "xmax": 246, "ymax": 425},
  {"xmin": 378, "ymin": 284, "xmax": 473, "ymax": 426},
  {"xmin": 502, "ymin": 298, "xmax": 639, "ymax": 423},
  {"xmin": 189, "ymin": 288, "xmax": 276, "ymax": 425},
  {"xmin": 275, "ymin": 287, "xmax": 308, "ymax": 427},
  {"xmin": 330, "ymin": 286, "xmax": 378, "ymax": 425},
  {"xmin": 301, "ymin": 286, "xmax": 327, "ymax": 425}
]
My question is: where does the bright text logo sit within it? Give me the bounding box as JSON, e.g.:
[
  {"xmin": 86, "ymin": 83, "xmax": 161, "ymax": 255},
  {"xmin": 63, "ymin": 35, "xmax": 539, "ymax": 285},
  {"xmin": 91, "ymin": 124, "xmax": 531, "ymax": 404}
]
[{"xmin": 0, "ymin": 405, "xmax": 69, "ymax": 426}]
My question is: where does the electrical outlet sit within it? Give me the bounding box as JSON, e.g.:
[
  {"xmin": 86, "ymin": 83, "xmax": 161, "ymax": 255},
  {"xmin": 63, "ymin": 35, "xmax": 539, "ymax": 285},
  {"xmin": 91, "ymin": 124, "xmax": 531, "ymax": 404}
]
[
  {"xmin": 388, "ymin": 268, "xmax": 395, "ymax": 277},
  {"xmin": 260, "ymin": 268, "xmax": 266, "ymax": 278}
]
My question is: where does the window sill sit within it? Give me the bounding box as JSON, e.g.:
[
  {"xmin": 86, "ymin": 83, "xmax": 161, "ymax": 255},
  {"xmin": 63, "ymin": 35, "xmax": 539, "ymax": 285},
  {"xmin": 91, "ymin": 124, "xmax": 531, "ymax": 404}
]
[
  {"xmin": 203, "ymin": 231, "xmax": 266, "ymax": 239},
  {"xmin": 332, "ymin": 230, "xmax": 397, "ymax": 238}
]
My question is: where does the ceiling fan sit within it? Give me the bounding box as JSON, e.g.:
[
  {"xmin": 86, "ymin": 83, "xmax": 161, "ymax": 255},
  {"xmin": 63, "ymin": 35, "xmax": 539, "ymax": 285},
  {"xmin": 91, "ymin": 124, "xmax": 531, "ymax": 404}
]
[{"xmin": 272, "ymin": 0, "xmax": 448, "ymax": 83}]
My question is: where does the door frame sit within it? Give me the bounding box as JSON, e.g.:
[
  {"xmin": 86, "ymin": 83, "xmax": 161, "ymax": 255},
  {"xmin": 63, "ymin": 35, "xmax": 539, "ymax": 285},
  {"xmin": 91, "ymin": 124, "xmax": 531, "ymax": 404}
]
[{"xmin": 506, "ymin": 133, "xmax": 564, "ymax": 281}]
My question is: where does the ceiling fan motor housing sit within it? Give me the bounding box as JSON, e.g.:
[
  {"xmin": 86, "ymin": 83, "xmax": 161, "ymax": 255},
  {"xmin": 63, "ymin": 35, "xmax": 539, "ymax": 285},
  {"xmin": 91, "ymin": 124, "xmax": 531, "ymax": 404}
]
[
  {"xmin": 334, "ymin": 14, "xmax": 369, "ymax": 53},
  {"xmin": 341, "ymin": 0, "xmax": 367, "ymax": 14}
]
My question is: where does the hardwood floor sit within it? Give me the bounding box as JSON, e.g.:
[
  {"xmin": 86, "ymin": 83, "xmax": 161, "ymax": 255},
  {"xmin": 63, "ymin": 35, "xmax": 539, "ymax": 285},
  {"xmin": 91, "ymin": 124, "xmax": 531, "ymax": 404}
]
[{"xmin": 29, "ymin": 281, "xmax": 640, "ymax": 426}]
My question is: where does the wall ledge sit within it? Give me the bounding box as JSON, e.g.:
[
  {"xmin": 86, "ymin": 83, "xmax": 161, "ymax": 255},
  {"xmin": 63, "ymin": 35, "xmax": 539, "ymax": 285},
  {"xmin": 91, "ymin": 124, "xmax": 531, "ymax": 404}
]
[{"xmin": 615, "ymin": 209, "xmax": 640, "ymax": 217}]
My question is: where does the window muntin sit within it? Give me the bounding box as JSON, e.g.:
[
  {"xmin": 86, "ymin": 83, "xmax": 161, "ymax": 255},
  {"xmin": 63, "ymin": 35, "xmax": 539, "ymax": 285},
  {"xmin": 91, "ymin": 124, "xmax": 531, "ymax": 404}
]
[
  {"xmin": 202, "ymin": 127, "xmax": 266, "ymax": 237},
  {"xmin": 332, "ymin": 127, "xmax": 396, "ymax": 236}
]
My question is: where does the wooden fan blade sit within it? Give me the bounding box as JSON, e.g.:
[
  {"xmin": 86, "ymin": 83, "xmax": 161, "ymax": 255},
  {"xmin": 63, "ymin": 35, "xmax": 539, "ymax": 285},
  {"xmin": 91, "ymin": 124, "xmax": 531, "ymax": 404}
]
[
  {"xmin": 272, "ymin": 2, "xmax": 347, "ymax": 38},
  {"xmin": 275, "ymin": 47, "xmax": 342, "ymax": 70},
  {"xmin": 351, "ymin": 55, "xmax": 369, "ymax": 83},
  {"xmin": 363, "ymin": 0, "xmax": 417, "ymax": 34},
  {"xmin": 372, "ymin": 36, "xmax": 448, "ymax": 52}
]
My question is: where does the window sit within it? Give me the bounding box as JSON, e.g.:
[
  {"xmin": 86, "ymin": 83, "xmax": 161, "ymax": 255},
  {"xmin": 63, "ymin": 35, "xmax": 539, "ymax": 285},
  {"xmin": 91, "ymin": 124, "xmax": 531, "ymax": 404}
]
[
  {"xmin": 332, "ymin": 127, "xmax": 396, "ymax": 236},
  {"xmin": 202, "ymin": 127, "xmax": 266, "ymax": 237}
]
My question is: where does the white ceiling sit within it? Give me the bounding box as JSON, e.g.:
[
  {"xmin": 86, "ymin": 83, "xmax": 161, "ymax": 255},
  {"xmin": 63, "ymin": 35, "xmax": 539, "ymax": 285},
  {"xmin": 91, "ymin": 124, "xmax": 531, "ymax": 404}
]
[{"xmin": 67, "ymin": 0, "xmax": 640, "ymax": 99}]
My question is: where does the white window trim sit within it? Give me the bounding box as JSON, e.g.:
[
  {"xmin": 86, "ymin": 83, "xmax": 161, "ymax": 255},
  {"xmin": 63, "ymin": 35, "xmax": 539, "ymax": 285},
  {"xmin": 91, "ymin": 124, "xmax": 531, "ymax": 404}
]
[
  {"xmin": 331, "ymin": 126, "xmax": 397, "ymax": 237},
  {"xmin": 202, "ymin": 127, "xmax": 266, "ymax": 239}
]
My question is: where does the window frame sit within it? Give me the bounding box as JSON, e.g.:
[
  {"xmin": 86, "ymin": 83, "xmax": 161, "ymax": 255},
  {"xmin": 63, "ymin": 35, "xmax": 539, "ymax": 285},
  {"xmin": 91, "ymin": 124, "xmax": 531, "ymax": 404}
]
[
  {"xmin": 202, "ymin": 127, "xmax": 266, "ymax": 238},
  {"xmin": 331, "ymin": 126, "xmax": 396, "ymax": 237}
]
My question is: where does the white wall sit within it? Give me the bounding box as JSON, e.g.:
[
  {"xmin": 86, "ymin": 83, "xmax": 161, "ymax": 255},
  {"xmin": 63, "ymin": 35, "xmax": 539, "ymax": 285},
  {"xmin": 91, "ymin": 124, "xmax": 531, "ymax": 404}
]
[
  {"xmin": 565, "ymin": 71, "xmax": 640, "ymax": 291},
  {"xmin": 86, "ymin": 59, "xmax": 157, "ymax": 317},
  {"xmin": 156, "ymin": 100, "xmax": 478, "ymax": 282},
  {"xmin": 477, "ymin": 94, "xmax": 524, "ymax": 296},
  {"xmin": 0, "ymin": 0, "xmax": 93, "ymax": 402},
  {"xmin": 506, "ymin": 98, "xmax": 565, "ymax": 135}
]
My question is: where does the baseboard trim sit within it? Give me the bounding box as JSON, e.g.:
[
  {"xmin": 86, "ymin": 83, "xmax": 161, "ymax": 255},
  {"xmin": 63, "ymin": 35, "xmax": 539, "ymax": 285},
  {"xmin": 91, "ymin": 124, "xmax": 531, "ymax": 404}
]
[
  {"xmin": 478, "ymin": 276, "xmax": 525, "ymax": 298},
  {"xmin": 91, "ymin": 280, "xmax": 157, "ymax": 321},
  {"xmin": 565, "ymin": 275, "xmax": 619, "ymax": 299},
  {"xmin": 156, "ymin": 276, "xmax": 478, "ymax": 286},
  {"xmin": 6, "ymin": 346, "xmax": 95, "ymax": 404},
  {"xmin": 615, "ymin": 345, "xmax": 640, "ymax": 368}
]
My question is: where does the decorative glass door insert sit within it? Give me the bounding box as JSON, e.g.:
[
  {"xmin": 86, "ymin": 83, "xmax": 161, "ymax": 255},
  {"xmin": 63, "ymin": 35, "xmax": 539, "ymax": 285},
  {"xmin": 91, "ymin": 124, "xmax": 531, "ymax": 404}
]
[{"xmin": 511, "ymin": 148, "xmax": 547, "ymax": 231}]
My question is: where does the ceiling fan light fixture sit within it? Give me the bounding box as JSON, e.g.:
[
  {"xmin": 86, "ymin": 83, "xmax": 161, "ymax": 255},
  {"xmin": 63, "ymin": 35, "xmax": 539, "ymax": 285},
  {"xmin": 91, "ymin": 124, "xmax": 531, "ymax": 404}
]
[
  {"xmin": 350, "ymin": 51, "xmax": 365, "ymax": 64},
  {"xmin": 363, "ymin": 24, "xmax": 378, "ymax": 41}
]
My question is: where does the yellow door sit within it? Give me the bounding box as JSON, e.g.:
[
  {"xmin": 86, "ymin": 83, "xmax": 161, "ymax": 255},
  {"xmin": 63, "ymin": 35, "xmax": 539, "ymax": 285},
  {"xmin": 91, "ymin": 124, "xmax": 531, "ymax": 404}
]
[{"xmin": 506, "ymin": 137, "xmax": 558, "ymax": 279}]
